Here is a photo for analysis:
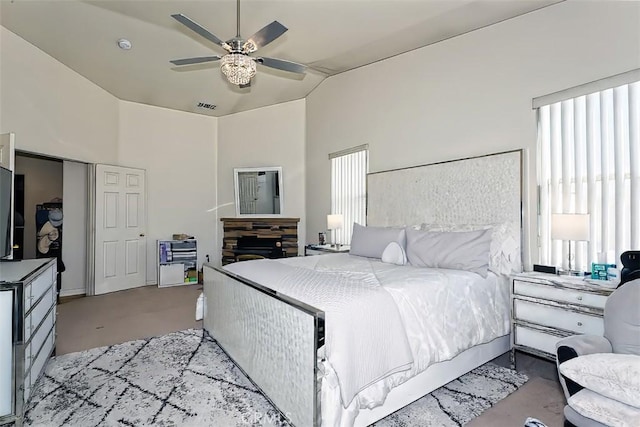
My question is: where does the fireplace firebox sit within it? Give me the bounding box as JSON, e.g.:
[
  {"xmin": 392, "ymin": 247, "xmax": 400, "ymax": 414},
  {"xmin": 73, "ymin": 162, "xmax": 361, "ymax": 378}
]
[{"xmin": 234, "ymin": 236, "xmax": 284, "ymax": 261}]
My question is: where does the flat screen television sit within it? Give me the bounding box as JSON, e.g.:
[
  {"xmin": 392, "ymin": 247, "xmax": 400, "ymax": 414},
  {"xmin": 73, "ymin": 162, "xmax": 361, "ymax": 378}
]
[{"xmin": 0, "ymin": 166, "xmax": 12, "ymax": 259}]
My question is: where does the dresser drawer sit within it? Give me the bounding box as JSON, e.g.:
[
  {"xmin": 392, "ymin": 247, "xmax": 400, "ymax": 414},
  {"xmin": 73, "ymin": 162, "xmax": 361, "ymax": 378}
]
[
  {"xmin": 513, "ymin": 299, "xmax": 604, "ymax": 335},
  {"xmin": 23, "ymin": 312, "xmax": 32, "ymax": 343},
  {"xmin": 24, "ymin": 328, "xmax": 55, "ymax": 404},
  {"xmin": 514, "ymin": 325, "xmax": 561, "ymax": 356},
  {"xmin": 24, "ymin": 342, "xmax": 31, "ymax": 374},
  {"xmin": 513, "ymin": 280, "xmax": 607, "ymax": 309},
  {"xmin": 24, "ymin": 306, "xmax": 55, "ymax": 376},
  {"xmin": 29, "ymin": 309, "xmax": 55, "ymax": 363},
  {"xmin": 23, "ymin": 383, "xmax": 31, "ymax": 406},
  {"xmin": 29, "ymin": 328, "xmax": 54, "ymax": 391},
  {"xmin": 24, "ymin": 264, "xmax": 55, "ymax": 312},
  {"xmin": 25, "ymin": 286, "xmax": 55, "ymax": 342}
]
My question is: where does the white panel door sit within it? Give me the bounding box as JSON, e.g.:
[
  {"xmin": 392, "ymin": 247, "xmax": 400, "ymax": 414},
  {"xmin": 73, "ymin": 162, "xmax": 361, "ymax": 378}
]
[{"xmin": 94, "ymin": 164, "xmax": 146, "ymax": 295}]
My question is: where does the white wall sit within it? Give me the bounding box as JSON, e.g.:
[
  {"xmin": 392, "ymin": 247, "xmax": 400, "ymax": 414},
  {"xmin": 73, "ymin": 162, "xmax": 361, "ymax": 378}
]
[
  {"xmin": 14, "ymin": 154, "xmax": 63, "ymax": 259},
  {"xmin": 305, "ymin": 1, "xmax": 640, "ymax": 267},
  {"xmin": 4, "ymin": 0, "xmax": 638, "ymax": 276},
  {"xmin": 61, "ymin": 160, "xmax": 87, "ymax": 296},
  {"xmin": 0, "ymin": 27, "xmax": 119, "ymax": 163},
  {"xmin": 1, "ymin": 26, "xmax": 220, "ymax": 287},
  {"xmin": 217, "ymin": 99, "xmax": 306, "ymax": 264},
  {"xmin": 117, "ymin": 101, "xmax": 218, "ymax": 282}
]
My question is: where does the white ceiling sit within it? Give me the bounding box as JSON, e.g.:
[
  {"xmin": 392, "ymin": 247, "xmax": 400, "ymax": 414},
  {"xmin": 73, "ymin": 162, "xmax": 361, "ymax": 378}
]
[{"xmin": 1, "ymin": 0, "xmax": 562, "ymax": 117}]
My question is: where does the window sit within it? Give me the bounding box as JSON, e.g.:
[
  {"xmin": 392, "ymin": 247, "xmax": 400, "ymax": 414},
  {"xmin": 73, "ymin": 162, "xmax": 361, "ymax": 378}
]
[
  {"xmin": 536, "ymin": 74, "xmax": 639, "ymax": 271},
  {"xmin": 330, "ymin": 145, "xmax": 368, "ymax": 245}
]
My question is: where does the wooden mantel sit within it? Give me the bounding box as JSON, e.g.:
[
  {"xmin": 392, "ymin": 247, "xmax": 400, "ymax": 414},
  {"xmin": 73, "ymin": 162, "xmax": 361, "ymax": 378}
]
[{"xmin": 220, "ymin": 217, "xmax": 300, "ymax": 265}]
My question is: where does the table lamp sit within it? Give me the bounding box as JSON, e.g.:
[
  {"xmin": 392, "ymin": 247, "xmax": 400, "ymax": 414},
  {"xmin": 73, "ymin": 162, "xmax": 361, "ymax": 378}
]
[
  {"xmin": 551, "ymin": 213, "xmax": 590, "ymax": 275},
  {"xmin": 327, "ymin": 214, "xmax": 344, "ymax": 248}
]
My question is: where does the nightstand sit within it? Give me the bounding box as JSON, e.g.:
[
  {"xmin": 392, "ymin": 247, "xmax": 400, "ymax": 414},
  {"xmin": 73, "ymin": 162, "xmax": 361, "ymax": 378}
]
[
  {"xmin": 304, "ymin": 244, "xmax": 350, "ymax": 256},
  {"xmin": 510, "ymin": 272, "xmax": 615, "ymax": 368}
]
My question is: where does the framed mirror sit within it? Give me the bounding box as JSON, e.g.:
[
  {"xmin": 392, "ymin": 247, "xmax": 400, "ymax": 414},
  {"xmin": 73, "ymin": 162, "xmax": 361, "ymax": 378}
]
[{"xmin": 234, "ymin": 167, "xmax": 283, "ymax": 216}]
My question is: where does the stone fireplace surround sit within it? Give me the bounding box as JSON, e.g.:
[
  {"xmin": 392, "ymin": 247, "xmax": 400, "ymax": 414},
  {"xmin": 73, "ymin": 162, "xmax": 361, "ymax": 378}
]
[{"xmin": 220, "ymin": 217, "xmax": 300, "ymax": 265}]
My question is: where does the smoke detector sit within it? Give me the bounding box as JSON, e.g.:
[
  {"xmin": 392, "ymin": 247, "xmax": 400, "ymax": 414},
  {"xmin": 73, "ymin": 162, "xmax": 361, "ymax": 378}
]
[{"xmin": 117, "ymin": 39, "xmax": 132, "ymax": 50}]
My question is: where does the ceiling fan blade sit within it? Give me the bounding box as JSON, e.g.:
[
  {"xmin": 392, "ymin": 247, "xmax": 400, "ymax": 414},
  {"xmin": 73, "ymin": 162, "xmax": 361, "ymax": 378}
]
[
  {"xmin": 258, "ymin": 57, "xmax": 306, "ymax": 74},
  {"xmin": 171, "ymin": 14, "xmax": 231, "ymax": 51},
  {"xmin": 243, "ymin": 21, "xmax": 288, "ymax": 53},
  {"xmin": 170, "ymin": 56, "xmax": 221, "ymax": 66}
]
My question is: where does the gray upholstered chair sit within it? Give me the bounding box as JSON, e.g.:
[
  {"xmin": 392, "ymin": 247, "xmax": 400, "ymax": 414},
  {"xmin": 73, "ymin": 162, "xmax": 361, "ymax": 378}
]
[{"xmin": 555, "ymin": 279, "xmax": 640, "ymax": 427}]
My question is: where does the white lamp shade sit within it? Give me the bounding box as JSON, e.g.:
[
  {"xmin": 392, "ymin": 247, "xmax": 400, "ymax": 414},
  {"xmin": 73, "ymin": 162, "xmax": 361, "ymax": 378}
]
[
  {"xmin": 551, "ymin": 214, "xmax": 590, "ymax": 241},
  {"xmin": 327, "ymin": 214, "xmax": 344, "ymax": 230}
]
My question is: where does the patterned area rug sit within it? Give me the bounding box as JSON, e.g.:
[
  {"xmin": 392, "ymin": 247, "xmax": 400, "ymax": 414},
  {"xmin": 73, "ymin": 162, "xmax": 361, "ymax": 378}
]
[{"xmin": 25, "ymin": 329, "xmax": 528, "ymax": 426}]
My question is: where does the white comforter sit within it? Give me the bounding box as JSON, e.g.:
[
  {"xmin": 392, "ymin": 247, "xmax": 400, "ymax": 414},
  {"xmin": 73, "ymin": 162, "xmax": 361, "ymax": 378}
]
[
  {"xmin": 225, "ymin": 253, "xmax": 510, "ymax": 424},
  {"xmin": 223, "ymin": 256, "xmax": 414, "ymax": 406}
]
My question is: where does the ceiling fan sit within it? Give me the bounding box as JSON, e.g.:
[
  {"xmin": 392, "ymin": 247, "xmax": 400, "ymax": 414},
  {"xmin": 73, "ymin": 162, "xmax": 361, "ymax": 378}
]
[{"xmin": 170, "ymin": 0, "xmax": 306, "ymax": 88}]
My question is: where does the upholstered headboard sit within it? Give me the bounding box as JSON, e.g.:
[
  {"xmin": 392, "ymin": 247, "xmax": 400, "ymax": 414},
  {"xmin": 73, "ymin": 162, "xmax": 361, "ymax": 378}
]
[{"xmin": 367, "ymin": 150, "xmax": 522, "ymax": 228}]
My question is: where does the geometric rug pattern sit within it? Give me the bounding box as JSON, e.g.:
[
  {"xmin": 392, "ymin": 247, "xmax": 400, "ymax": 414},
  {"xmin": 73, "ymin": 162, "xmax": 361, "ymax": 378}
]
[{"xmin": 24, "ymin": 329, "xmax": 527, "ymax": 426}]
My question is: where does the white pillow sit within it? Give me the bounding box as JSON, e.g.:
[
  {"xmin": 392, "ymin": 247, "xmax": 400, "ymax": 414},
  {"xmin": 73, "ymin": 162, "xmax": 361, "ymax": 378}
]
[
  {"xmin": 349, "ymin": 223, "xmax": 406, "ymax": 259},
  {"xmin": 568, "ymin": 389, "xmax": 640, "ymax": 427},
  {"xmin": 421, "ymin": 221, "xmax": 521, "ymax": 275},
  {"xmin": 560, "ymin": 353, "xmax": 640, "ymax": 408},
  {"xmin": 405, "ymin": 227, "xmax": 492, "ymax": 277},
  {"xmin": 381, "ymin": 242, "xmax": 407, "ymax": 265}
]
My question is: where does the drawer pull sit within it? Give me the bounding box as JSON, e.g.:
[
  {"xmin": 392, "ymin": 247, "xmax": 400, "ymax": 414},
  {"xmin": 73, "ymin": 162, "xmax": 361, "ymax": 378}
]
[
  {"xmin": 577, "ymin": 321, "xmax": 583, "ymax": 326},
  {"xmin": 577, "ymin": 296, "xmax": 583, "ymax": 301}
]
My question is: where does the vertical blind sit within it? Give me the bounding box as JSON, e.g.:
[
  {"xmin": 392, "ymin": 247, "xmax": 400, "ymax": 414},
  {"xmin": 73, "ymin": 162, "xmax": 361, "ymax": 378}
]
[
  {"xmin": 537, "ymin": 80, "xmax": 639, "ymax": 271},
  {"xmin": 330, "ymin": 145, "xmax": 368, "ymax": 245}
]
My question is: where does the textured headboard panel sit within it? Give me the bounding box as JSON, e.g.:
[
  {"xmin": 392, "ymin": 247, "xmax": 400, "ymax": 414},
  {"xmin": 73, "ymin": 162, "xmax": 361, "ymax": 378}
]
[{"xmin": 367, "ymin": 150, "xmax": 522, "ymax": 228}]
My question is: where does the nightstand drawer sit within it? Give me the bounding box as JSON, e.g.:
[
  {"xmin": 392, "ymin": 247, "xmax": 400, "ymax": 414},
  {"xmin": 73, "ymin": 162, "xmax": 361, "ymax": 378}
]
[
  {"xmin": 514, "ymin": 280, "xmax": 607, "ymax": 309},
  {"xmin": 513, "ymin": 299, "xmax": 604, "ymax": 335},
  {"xmin": 514, "ymin": 325, "xmax": 560, "ymax": 355}
]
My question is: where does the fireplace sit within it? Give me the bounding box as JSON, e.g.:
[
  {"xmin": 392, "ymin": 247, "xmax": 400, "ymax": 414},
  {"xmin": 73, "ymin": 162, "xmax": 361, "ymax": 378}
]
[
  {"xmin": 221, "ymin": 217, "xmax": 300, "ymax": 265},
  {"xmin": 234, "ymin": 236, "xmax": 285, "ymax": 261}
]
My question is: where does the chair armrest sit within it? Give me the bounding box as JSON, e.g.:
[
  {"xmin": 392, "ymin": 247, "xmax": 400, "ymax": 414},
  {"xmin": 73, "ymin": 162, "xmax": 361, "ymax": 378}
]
[
  {"xmin": 556, "ymin": 334, "xmax": 613, "ymax": 359},
  {"xmin": 556, "ymin": 335, "xmax": 613, "ymax": 401}
]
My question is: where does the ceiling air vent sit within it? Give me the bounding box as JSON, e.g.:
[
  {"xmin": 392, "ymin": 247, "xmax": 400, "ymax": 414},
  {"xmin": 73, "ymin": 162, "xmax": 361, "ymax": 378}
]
[{"xmin": 196, "ymin": 102, "xmax": 216, "ymax": 110}]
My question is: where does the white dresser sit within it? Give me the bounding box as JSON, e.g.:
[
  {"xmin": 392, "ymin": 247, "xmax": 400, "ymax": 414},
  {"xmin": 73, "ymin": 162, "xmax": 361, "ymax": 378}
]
[
  {"xmin": 510, "ymin": 272, "xmax": 614, "ymax": 367},
  {"xmin": 0, "ymin": 258, "xmax": 57, "ymax": 426}
]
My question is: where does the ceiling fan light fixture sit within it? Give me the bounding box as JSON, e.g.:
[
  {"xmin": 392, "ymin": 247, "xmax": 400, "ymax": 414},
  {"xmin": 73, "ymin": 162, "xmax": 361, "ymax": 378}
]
[{"xmin": 220, "ymin": 53, "xmax": 256, "ymax": 86}]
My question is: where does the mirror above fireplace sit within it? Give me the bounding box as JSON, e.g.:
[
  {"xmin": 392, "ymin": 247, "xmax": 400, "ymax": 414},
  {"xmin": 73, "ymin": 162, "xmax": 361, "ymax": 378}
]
[{"xmin": 234, "ymin": 167, "xmax": 283, "ymax": 216}]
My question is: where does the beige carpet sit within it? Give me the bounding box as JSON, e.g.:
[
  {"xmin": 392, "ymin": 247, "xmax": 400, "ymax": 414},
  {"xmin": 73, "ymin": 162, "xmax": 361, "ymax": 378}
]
[
  {"xmin": 467, "ymin": 377, "xmax": 565, "ymax": 427},
  {"xmin": 56, "ymin": 284, "xmax": 202, "ymax": 355},
  {"xmin": 55, "ymin": 284, "xmax": 566, "ymax": 426}
]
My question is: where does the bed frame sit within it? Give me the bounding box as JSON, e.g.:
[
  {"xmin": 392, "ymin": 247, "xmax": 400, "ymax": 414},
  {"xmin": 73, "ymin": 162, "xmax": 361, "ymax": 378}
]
[{"xmin": 204, "ymin": 150, "xmax": 523, "ymax": 426}]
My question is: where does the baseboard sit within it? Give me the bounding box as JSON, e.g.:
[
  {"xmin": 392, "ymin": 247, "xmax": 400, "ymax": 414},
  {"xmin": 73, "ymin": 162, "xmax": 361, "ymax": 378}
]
[{"xmin": 59, "ymin": 288, "xmax": 86, "ymax": 297}]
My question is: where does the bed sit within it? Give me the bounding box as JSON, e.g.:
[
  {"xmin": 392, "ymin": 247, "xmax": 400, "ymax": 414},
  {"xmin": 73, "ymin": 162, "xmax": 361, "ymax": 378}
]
[{"xmin": 203, "ymin": 150, "xmax": 523, "ymax": 426}]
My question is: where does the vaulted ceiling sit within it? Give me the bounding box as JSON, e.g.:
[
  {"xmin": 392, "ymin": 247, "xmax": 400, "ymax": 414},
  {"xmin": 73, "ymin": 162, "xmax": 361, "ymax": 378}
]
[{"xmin": 1, "ymin": 0, "xmax": 562, "ymax": 117}]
